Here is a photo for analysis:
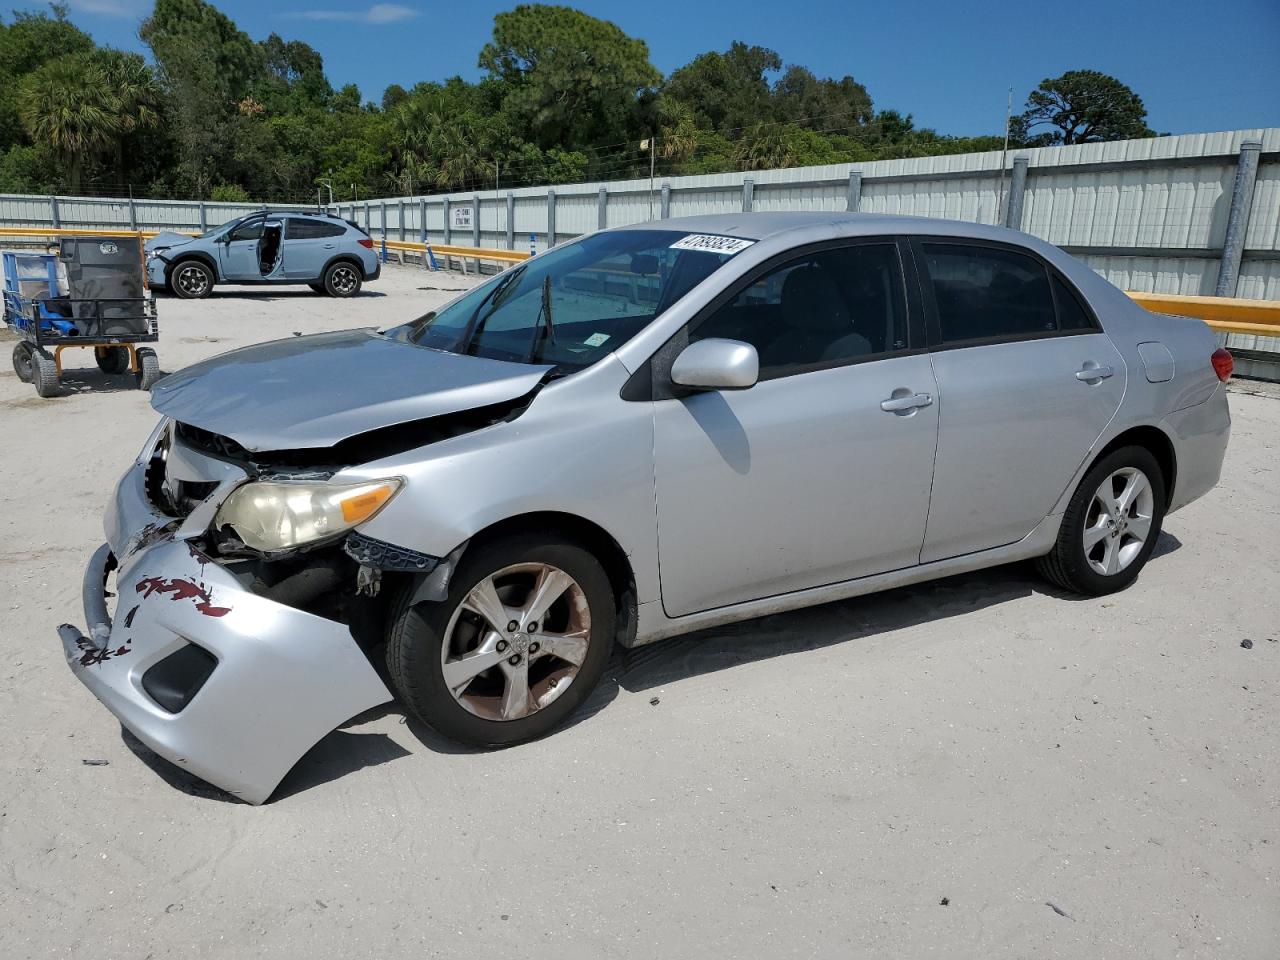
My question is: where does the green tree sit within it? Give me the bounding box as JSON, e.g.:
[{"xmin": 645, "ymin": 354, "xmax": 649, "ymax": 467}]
[
  {"xmin": 19, "ymin": 53, "xmax": 122, "ymax": 191},
  {"xmin": 1016, "ymin": 70, "xmax": 1154, "ymax": 145},
  {"xmin": 663, "ymin": 42, "xmax": 780, "ymax": 137},
  {"xmin": 479, "ymin": 4, "xmax": 660, "ymax": 151}
]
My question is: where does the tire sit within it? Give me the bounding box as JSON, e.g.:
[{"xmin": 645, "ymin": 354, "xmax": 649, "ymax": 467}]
[
  {"xmin": 94, "ymin": 346, "xmax": 130, "ymax": 375},
  {"xmin": 134, "ymin": 347, "xmax": 161, "ymax": 391},
  {"xmin": 386, "ymin": 534, "xmax": 616, "ymax": 747},
  {"xmin": 32, "ymin": 349, "xmax": 60, "ymax": 398},
  {"xmin": 1036, "ymin": 445, "xmax": 1167, "ymax": 596},
  {"xmin": 308, "ymin": 282, "xmax": 326, "ymax": 295},
  {"xmin": 322, "ymin": 261, "xmax": 362, "ymax": 298},
  {"xmin": 12, "ymin": 342, "xmax": 34, "ymax": 383},
  {"xmin": 169, "ymin": 259, "xmax": 214, "ymax": 299}
]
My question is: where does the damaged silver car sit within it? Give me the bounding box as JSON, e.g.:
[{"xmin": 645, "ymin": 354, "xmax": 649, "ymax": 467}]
[{"xmin": 60, "ymin": 212, "xmax": 1232, "ymax": 803}]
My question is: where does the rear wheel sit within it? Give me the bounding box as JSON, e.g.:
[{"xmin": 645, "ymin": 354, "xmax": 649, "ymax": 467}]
[
  {"xmin": 323, "ymin": 261, "xmax": 362, "ymax": 298},
  {"xmin": 170, "ymin": 260, "xmax": 214, "ymax": 299},
  {"xmin": 94, "ymin": 346, "xmax": 130, "ymax": 375},
  {"xmin": 135, "ymin": 347, "xmax": 161, "ymax": 391},
  {"xmin": 12, "ymin": 342, "xmax": 34, "ymax": 382},
  {"xmin": 32, "ymin": 349, "xmax": 60, "ymax": 398},
  {"xmin": 386, "ymin": 535, "xmax": 615, "ymax": 746},
  {"xmin": 1036, "ymin": 445, "xmax": 1166, "ymax": 596}
]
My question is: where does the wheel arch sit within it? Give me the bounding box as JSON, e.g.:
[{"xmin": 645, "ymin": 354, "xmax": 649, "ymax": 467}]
[
  {"xmin": 321, "ymin": 253, "xmax": 368, "ymax": 280},
  {"xmin": 1089, "ymin": 424, "xmax": 1177, "ymax": 508},
  {"xmin": 164, "ymin": 251, "xmax": 219, "ymax": 283},
  {"xmin": 453, "ymin": 511, "xmax": 639, "ymax": 646}
]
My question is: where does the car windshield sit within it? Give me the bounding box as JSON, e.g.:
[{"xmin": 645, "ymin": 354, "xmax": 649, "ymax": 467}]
[
  {"xmin": 381, "ymin": 229, "xmax": 748, "ymax": 373},
  {"xmin": 199, "ymin": 217, "xmax": 241, "ymax": 239}
]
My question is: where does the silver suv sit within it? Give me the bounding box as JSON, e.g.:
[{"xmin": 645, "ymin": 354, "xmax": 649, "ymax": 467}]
[
  {"xmin": 61, "ymin": 213, "xmax": 1230, "ymax": 803},
  {"xmin": 146, "ymin": 211, "xmax": 380, "ymax": 299}
]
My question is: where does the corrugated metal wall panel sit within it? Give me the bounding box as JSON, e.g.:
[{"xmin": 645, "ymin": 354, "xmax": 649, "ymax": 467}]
[{"xmin": 1245, "ymin": 162, "xmax": 1280, "ymax": 251}]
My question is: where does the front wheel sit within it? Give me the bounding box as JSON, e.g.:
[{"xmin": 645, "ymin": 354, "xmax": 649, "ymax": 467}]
[
  {"xmin": 94, "ymin": 346, "xmax": 130, "ymax": 375},
  {"xmin": 322, "ymin": 261, "xmax": 362, "ymax": 298},
  {"xmin": 1036, "ymin": 445, "xmax": 1166, "ymax": 596},
  {"xmin": 134, "ymin": 347, "xmax": 161, "ymax": 391},
  {"xmin": 170, "ymin": 260, "xmax": 214, "ymax": 299},
  {"xmin": 386, "ymin": 535, "xmax": 615, "ymax": 746}
]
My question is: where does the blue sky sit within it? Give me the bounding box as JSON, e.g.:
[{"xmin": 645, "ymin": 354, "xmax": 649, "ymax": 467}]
[{"xmin": 39, "ymin": 0, "xmax": 1280, "ymax": 136}]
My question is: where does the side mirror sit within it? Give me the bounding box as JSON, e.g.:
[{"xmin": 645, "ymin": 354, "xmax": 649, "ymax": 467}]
[{"xmin": 670, "ymin": 338, "xmax": 759, "ymax": 392}]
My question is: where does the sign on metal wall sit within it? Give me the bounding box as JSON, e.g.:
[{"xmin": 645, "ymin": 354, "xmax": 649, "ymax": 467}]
[{"xmin": 450, "ymin": 204, "xmax": 473, "ymax": 231}]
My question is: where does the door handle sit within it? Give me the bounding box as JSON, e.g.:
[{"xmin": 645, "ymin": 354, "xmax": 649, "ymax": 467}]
[
  {"xmin": 880, "ymin": 392, "xmax": 933, "ymax": 413},
  {"xmin": 1075, "ymin": 364, "xmax": 1114, "ymax": 381},
  {"xmin": 323, "ymin": 243, "xmax": 336, "ymax": 249}
]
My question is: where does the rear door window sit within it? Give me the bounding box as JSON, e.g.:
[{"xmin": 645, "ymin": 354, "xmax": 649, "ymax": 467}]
[
  {"xmin": 920, "ymin": 243, "xmax": 1059, "ymax": 344},
  {"xmin": 287, "ymin": 218, "xmax": 346, "ymax": 240}
]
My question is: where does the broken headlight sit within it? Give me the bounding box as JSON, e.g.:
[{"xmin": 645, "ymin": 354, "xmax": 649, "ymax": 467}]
[{"xmin": 214, "ymin": 478, "xmax": 401, "ymax": 553}]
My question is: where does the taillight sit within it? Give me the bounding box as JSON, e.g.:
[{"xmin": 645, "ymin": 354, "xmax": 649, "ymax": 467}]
[
  {"xmin": 1211, "ymin": 347, "xmax": 1233, "ymax": 382},
  {"xmin": 357, "ymin": 237, "xmax": 374, "ymax": 249}
]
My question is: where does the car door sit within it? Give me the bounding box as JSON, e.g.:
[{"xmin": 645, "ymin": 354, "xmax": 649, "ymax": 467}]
[
  {"xmin": 283, "ymin": 217, "xmax": 344, "ymax": 279},
  {"xmin": 218, "ymin": 216, "xmax": 264, "ymax": 281},
  {"xmin": 912, "ymin": 238, "xmax": 1127, "ymax": 562},
  {"xmin": 652, "ymin": 238, "xmax": 940, "ymax": 618}
]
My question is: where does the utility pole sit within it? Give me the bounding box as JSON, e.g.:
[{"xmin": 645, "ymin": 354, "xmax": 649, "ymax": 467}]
[
  {"xmin": 641, "ymin": 136, "xmax": 656, "ymax": 220},
  {"xmin": 997, "ymin": 86, "xmax": 1013, "ymax": 226}
]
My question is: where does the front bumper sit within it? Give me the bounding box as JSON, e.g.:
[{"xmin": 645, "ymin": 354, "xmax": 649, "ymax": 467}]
[
  {"xmin": 146, "ymin": 256, "xmax": 168, "ymax": 288},
  {"xmin": 58, "ymin": 459, "xmax": 393, "ymax": 804}
]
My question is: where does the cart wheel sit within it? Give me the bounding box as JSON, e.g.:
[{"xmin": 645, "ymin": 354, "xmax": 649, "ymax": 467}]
[
  {"xmin": 135, "ymin": 348, "xmax": 161, "ymax": 391},
  {"xmin": 12, "ymin": 342, "xmax": 35, "ymax": 383},
  {"xmin": 95, "ymin": 346, "xmax": 130, "ymax": 375},
  {"xmin": 32, "ymin": 349, "xmax": 61, "ymax": 398}
]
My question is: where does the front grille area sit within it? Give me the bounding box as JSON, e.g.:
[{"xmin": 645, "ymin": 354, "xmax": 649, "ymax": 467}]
[{"xmin": 175, "ymin": 421, "xmax": 250, "ymax": 461}]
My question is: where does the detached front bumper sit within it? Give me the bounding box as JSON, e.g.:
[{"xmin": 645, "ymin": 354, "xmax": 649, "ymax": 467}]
[{"xmin": 58, "ymin": 461, "xmax": 393, "ymax": 804}]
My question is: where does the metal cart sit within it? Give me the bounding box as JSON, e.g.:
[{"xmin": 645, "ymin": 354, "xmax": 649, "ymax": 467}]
[{"xmin": 4, "ymin": 236, "xmax": 160, "ymax": 398}]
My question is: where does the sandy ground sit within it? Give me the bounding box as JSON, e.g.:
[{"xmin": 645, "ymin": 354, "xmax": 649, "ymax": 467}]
[{"xmin": 1, "ymin": 264, "xmax": 1277, "ymax": 960}]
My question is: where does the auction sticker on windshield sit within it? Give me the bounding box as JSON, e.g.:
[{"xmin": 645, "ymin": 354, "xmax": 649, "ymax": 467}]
[{"xmin": 669, "ymin": 234, "xmax": 755, "ymax": 254}]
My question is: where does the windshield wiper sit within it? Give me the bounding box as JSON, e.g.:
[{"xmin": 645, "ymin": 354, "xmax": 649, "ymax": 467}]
[
  {"xmin": 455, "ymin": 264, "xmax": 527, "ymax": 354},
  {"xmin": 526, "ymin": 275, "xmax": 556, "ymax": 363}
]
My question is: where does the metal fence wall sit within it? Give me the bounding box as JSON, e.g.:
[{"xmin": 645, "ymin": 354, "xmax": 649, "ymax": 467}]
[{"xmin": 4, "ymin": 128, "xmax": 1277, "ymax": 309}]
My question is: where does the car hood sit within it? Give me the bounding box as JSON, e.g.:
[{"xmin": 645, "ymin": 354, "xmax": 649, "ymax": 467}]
[
  {"xmin": 146, "ymin": 231, "xmax": 196, "ymax": 253},
  {"xmin": 150, "ymin": 329, "xmax": 553, "ymax": 451}
]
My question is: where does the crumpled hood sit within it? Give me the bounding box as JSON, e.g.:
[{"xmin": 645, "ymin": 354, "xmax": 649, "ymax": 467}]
[
  {"xmin": 146, "ymin": 231, "xmax": 195, "ymax": 254},
  {"xmin": 150, "ymin": 329, "xmax": 552, "ymax": 451}
]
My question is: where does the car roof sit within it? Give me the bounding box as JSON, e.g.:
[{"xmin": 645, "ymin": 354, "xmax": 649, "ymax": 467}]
[{"xmin": 615, "ymin": 211, "xmax": 1027, "ymax": 246}]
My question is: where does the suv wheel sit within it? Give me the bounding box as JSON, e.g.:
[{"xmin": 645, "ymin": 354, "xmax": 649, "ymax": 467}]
[
  {"xmin": 386, "ymin": 535, "xmax": 615, "ymax": 747},
  {"xmin": 1037, "ymin": 445, "xmax": 1166, "ymax": 596},
  {"xmin": 323, "ymin": 261, "xmax": 362, "ymax": 298},
  {"xmin": 170, "ymin": 260, "xmax": 214, "ymax": 299}
]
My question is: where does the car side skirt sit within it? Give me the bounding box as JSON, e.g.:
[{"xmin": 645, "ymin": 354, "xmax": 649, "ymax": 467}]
[{"xmin": 630, "ymin": 512, "xmax": 1064, "ymax": 646}]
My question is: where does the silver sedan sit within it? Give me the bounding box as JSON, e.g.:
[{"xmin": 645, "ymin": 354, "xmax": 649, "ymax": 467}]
[{"xmin": 60, "ymin": 213, "xmax": 1231, "ymax": 802}]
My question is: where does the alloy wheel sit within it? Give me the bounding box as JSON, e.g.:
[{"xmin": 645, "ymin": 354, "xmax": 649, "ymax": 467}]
[
  {"xmin": 330, "ymin": 265, "xmax": 358, "ymax": 294},
  {"xmin": 175, "ymin": 264, "xmax": 209, "ymax": 296},
  {"xmin": 1083, "ymin": 466, "xmax": 1155, "ymax": 577},
  {"xmin": 440, "ymin": 562, "xmax": 592, "ymax": 722}
]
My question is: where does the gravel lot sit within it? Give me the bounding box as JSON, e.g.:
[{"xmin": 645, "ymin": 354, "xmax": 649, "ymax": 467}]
[{"xmin": 1, "ymin": 264, "xmax": 1277, "ymax": 959}]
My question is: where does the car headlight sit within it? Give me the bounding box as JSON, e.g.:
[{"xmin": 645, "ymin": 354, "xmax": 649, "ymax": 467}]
[
  {"xmin": 214, "ymin": 478, "xmax": 401, "ymax": 552},
  {"xmin": 148, "ymin": 247, "xmax": 168, "ymax": 258}
]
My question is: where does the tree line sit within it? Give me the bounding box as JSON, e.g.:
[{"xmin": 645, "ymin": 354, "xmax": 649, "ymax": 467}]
[{"xmin": 0, "ymin": 2, "xmax": 1157, "ymax": 202}]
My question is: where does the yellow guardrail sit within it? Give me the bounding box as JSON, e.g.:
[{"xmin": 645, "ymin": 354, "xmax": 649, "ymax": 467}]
[
  {"xmin": 0, "ymin": 226, "xmax": 196, "ymax": 240},
  {"xmin": 376, "ymin": 238, "xmax": 530, "ymax": 266},
  {"xmin": 1126, "ymin": 291, "xmax": 1280, "ymax": 337}
]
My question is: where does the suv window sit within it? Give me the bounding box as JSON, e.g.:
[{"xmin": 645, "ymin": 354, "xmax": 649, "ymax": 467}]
[
  {"xmin": 690, "ymin": 242, "xmax": 908, "ymax": 380},
  {"xmin": 227, "ymin": 218, "xmax": 263, "ymax": 242},
  {"xmin": 921, "ymin": 243, "xmax": 1061, "ymax": 343},
  {"xmin": 287, "ymin": 217, "xmax": 346, "ymax": 240}
]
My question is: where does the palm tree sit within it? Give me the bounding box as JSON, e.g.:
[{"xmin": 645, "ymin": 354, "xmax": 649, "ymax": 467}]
[{"xmin": 19, "ymin": 54, "xmax": 121, "ymax": 192}]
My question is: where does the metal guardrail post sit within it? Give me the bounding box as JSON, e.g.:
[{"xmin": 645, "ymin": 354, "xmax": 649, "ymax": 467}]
[
  {"xmin": 363, "ymin": 201, "xmax": 371, "ymax": 233},
  {"xmin": 127, "ymin": 196, "xmax": 138, "ymax": 231},
  {"xmin": 506, "ymin": 192, "xmax": 515, "ymax": 250},
  {"xmin": 597, "ymin": 186, "xmax": 607, "ymax": 230},
  {"xmin": 198, "ymin": 201, "xmax": 207, "ymax": 232},
  {"xmin": 847, "ymin": 172, "xmax": 862, "ymax": 212},
  {"xmin": 547, "ymin": 189, "xmax": 557, "ymax": 247},
  {"xmin": 660, "ymin": 182, "xmax": 671, "ymax": 219},
  {"xmin": 1215, "ymin": 139, "xmax": 1263, "ymax": 297},
  {"xmin": 49, "ymin": 196, "xmax": 60, "ymax": 228},
  {"xmin": 398, "ymin": 200, "xmax": 406, "ymax": 242},
  {"xmin": 473, "ymin": 193, "xmax": 482, "ymax": 249},
  {"xmin": 742, "ymin": 179, "xmax": 754, "ymax": 212},
  {"xmin": 442, "ymin": 197, "xmax": 452, "ymax": 246},
  {"xmin": 419, "ymin": 198, "xmax": 426, "ymax": 244},
  {"xmin": 1004, "ymin": 156, "xmax": 1029, "ymax": 230}
]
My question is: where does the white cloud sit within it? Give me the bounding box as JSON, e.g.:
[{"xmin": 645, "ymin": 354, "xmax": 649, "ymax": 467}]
[{"xmin": 288, "ymin": 4, "xmax": 419, "ymax": 24}]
